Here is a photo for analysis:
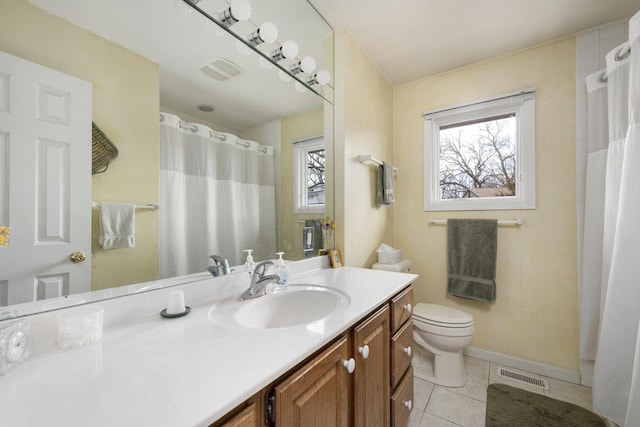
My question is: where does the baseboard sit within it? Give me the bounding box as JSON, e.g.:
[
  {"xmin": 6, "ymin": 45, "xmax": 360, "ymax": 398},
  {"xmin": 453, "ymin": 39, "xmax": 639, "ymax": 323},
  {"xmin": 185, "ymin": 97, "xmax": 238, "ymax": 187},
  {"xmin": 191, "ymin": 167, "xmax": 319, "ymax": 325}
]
[
  {"xmin": 464, "ymin": 346, "xmax": 581, "ymax": 384},
  {"xmin": 579, "ymin": 359, "xmax": 594, "ymax": 387}
]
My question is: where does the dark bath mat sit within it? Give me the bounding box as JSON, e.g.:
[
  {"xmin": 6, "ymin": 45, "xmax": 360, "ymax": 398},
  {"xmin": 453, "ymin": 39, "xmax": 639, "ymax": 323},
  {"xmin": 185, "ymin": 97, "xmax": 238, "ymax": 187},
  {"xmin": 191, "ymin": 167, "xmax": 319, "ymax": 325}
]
[{"xmin": 486, "ymin": 383, "xmax": 605, "ymax": 427}]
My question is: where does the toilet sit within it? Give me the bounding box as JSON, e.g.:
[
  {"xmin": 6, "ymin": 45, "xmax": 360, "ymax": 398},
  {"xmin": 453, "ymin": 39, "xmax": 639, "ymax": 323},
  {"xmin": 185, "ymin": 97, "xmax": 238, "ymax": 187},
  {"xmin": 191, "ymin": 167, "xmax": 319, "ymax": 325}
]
[{"xmin": 412, "ymin": 303, "xmax": 474, "ymax": 387}]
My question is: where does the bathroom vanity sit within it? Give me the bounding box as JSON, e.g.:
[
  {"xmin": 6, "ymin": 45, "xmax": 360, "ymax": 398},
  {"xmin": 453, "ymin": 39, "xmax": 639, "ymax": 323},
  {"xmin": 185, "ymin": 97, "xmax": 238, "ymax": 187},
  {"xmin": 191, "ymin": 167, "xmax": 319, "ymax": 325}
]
[{"xmin": 0, "ymin": 258, "xmax": 417, "ymax": 426}]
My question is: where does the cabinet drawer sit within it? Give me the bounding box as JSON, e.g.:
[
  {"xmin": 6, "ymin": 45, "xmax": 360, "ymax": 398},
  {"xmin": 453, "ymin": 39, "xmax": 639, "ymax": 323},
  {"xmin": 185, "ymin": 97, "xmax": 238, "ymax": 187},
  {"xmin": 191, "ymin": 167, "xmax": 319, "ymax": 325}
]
[
  {"xmin": 390, "ymin": 286, "xmax": 413, "ymax": 333},
  {"xmin": 391, "ymin": 366, "xmax": 414, "ymax": 427},
  {"xmin": 391, "ymin": 319, "xmax": 413, "ymax": 389}
]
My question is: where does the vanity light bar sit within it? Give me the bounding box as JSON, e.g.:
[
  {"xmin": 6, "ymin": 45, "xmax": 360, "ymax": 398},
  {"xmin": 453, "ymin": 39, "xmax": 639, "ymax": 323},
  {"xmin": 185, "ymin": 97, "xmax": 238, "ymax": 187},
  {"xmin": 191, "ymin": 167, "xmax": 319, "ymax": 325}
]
[{"xmin": 182, "ymin": 0, "xmax": 332, "ymax": 96}]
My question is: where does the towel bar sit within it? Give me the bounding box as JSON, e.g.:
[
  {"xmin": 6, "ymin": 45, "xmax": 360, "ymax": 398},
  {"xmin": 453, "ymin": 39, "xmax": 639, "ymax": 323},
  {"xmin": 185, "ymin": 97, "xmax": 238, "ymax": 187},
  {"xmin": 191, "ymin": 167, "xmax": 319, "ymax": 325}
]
[
  {"xmin": 92, "ymin": 202, "xmax": 159, "ymax": 211},
  {"xmin": 357, "ymin": 154, "xmax": 399, "ymax": 172},
  {"xmin": 429, "ymin": 218, "xmax": 522, "ymax": 226}
]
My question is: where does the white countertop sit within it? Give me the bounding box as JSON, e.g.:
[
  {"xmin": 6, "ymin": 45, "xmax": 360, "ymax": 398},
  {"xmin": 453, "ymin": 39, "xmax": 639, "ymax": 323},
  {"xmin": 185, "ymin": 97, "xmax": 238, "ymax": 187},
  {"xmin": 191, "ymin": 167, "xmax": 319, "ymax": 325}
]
[{"xmin": 0, "ymin": 263, "xmax": 417, "ymax": 426}]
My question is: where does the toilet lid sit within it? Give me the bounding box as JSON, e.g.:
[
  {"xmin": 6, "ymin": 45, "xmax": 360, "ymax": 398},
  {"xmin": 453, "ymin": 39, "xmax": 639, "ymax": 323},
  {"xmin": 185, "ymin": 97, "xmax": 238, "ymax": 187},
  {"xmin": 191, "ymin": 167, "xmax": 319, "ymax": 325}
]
[{"xmin": 413, "ymin": 303, "xmax": 473, "ymax": 326}]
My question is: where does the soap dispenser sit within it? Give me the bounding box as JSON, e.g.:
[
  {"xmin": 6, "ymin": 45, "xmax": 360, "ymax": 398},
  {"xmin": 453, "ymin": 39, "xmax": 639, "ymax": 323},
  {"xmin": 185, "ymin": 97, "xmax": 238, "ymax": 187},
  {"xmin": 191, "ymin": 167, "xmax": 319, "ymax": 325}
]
[
  {"xmin": 273, "ymin": 252, "xmax": 289, "ymax": 289},
  {"xmin": 243, "ymin": 249, "xmax": 255, "ymax": 272}
]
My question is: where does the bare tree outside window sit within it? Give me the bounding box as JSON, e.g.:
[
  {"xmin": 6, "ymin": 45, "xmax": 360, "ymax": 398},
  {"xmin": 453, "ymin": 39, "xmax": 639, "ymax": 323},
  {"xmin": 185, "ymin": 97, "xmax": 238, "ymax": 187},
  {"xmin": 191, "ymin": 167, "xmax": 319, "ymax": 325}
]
[
  {"xmin": 307, "ymin": 149, "xmax": 325, "ymax": 205},
  {"xmin": 439, "ymin": 115, "xmax": 516, "ymax": 199}
]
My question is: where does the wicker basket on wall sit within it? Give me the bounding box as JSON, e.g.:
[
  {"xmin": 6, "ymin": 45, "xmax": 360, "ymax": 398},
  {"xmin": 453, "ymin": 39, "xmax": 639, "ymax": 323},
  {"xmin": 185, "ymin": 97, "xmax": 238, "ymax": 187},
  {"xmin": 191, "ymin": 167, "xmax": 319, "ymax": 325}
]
[{"xmin": 91, "ymin": 122, "xmax": 118, "ymax": 174}]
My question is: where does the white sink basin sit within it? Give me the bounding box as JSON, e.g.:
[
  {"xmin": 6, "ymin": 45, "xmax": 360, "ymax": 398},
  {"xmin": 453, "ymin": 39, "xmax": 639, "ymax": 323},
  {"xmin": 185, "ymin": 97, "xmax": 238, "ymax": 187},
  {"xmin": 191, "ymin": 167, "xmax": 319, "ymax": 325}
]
[{"xmin": 209, "ymin": 285, "xmax": 350, "ymax": 329}]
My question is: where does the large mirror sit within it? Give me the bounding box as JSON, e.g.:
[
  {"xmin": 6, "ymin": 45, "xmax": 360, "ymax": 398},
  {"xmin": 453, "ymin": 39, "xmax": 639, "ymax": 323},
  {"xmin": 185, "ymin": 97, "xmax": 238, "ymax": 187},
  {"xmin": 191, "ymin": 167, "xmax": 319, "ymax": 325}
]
[{"xmin": 0, "ymin": 0, "xmax": 334, "ymax": 317}]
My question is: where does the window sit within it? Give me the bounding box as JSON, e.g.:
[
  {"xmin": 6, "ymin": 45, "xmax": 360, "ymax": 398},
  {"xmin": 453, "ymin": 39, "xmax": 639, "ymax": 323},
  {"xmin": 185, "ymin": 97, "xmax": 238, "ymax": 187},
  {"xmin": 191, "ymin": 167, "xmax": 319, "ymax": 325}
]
[
  {"xmin": 293, "ymin": 136, "xmax": 325, "ymax": 214},
  {"xmin": 424, "ymin": 90, "xmax": 536, "ymax": 211}
]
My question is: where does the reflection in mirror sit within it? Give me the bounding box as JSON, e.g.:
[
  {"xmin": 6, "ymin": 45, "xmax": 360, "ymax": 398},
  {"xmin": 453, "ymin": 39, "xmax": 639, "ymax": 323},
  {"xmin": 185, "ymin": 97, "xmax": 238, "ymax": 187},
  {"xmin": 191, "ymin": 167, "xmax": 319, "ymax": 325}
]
[{"xmin": 0, "ymin": 0, "xmax": 334, "ymax": 318}]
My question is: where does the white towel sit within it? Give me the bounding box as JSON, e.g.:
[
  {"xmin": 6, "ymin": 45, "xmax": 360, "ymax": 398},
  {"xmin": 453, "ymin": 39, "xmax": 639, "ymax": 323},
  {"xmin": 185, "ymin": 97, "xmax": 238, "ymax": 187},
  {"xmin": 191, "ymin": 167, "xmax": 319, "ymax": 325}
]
[{"xmin": 98, "ymin": 203, "xmax": 135, "ymax": 250}]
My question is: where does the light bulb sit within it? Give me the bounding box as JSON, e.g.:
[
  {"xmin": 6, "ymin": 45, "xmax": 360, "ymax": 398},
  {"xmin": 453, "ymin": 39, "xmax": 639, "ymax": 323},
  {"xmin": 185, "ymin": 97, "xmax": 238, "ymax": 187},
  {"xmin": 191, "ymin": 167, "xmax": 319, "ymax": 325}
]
[
  {"xmin": 248, "ymin": 21, "xmax": 278, "ymax": 45},
  {"xmin": 290, "ymin": 56, "xmax": 316, "ymax": 75},
  {"xmin": 220, "ymin": 0, "xmax": 251, "ymax": 26},
  {"xmin": 206, "ymin": 21, "xmax": 224, "ymax": 37},
  {"xmin": 235, "ymin": 39, "xmax": 251, "ymax": 55},
  {"xmin": 271, "ymin": 40, "xmax": 298, "ymax": 62},
  {"xmin": 278, "ymin": 70, "xmax": 292, "ymax": 82},
  {"xmin": 259, "ymin": 57, "xmax": 273, "ymax": 70},
  {"xmin": 308, "ymin": 70, "xmax": 330, "ymax": 86},
  {"xmin": 316, "ymin": 70, "xmax": 330, "ymax": 85},
  {"xmin": 281, "ymin": 40, "xmax": 298, "ymax": 59},
  {"xmin": 294, "ymin": 82, "xmax": 307, "ymax": 93}
]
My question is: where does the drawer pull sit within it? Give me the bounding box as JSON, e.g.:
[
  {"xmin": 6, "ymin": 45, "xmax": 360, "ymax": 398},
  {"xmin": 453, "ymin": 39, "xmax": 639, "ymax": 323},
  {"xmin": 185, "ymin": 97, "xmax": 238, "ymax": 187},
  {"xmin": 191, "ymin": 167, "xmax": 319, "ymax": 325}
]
[
  {"xmin": 358, "ymin": 345, "xmax": 370, "ymax": 359},
  {"xmin": 403, "ymin": 303, "xmax": 412, "ymax": 313},
  {"xmin": 343, "ymin": 358, "xmax": 355, "ymax": 373},
  {"xmin": 403, "ymin": 346, "xmax": 412, "ymax": 356},
  {"xmin": 403, "ymin": 400, "xmax": 412, "ymax": 410}
]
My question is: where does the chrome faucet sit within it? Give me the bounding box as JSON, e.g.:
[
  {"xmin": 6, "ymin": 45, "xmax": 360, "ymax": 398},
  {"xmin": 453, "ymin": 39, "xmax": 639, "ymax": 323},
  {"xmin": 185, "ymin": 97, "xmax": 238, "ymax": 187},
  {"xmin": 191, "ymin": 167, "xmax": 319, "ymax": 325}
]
[
  {"xmin": 239, "ymin": 260, "xmax": 280, "ymax": 300},
  {"xmin": 208, "ymin": 255, "xmax": 230, "ymax": 277}
]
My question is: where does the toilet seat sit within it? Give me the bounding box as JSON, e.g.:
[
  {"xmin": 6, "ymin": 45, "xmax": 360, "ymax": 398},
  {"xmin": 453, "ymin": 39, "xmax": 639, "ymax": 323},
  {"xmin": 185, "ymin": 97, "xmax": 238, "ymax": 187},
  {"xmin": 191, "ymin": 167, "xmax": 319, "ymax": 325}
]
[{"xmin": 413, "ymin": 303, "xmax": 473, "ymax": 328}]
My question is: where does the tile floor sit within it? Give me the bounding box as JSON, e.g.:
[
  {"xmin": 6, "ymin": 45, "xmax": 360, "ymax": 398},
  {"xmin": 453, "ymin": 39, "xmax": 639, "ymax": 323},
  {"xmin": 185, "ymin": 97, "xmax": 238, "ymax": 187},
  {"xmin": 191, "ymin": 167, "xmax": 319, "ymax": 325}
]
[{"xmin": 408, "ymin": 356, "xmax": 594, "ymax": 427}]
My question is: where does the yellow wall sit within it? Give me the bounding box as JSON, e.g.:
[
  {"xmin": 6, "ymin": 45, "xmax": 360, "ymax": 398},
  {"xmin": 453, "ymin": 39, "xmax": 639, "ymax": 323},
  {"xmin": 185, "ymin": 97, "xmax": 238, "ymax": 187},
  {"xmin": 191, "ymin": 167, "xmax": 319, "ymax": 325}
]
[
  {"xmin": 0, "ymin": 0, "xmax": 160, "ymax": 291},
  {"xmin": 280, "ymin": 108, "xmax": 324, "ymax": 259},
  {"xmin": 335, "ymin": 30, "xmax": 394, "ymax": 267},
  {"xmin": 393, "ymin": 37, "xmax": 578, "ymax": 370}
]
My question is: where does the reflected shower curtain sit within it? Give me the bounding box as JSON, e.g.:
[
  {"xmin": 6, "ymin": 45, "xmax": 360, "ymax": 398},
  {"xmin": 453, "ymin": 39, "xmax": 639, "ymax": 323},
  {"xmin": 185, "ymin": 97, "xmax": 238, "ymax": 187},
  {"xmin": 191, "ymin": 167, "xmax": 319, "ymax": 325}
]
[
  {"xmin": 158, "ymin": 113, "xmax": 276, "ymax": 278},
  {"xmin": 591, "ymin": 11, "xmax": 640, "ymax": 426}
]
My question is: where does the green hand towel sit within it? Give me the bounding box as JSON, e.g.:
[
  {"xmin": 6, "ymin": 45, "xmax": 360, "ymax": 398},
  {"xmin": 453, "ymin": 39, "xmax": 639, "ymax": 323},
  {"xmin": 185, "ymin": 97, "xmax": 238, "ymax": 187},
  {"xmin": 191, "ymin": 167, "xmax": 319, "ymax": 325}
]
[
  {"xmin": 447, "ymin": 219, "xmax": 497, "ymax": 303},
  {"xmin": 376, "ymin": 162, "xmax": 395, "ymax": 206}
]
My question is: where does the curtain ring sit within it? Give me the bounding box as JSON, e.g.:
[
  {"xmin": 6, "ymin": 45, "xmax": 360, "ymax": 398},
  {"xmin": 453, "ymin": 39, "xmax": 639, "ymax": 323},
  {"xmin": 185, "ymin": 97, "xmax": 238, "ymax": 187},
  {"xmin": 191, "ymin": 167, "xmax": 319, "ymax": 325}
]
[
  {"xmin": 597, "ymin": 71, "xmax": 608, "ymax": 84},
  {"xmin": 614, "ymin": 45, "xmax": 631, "ymax": 62}
]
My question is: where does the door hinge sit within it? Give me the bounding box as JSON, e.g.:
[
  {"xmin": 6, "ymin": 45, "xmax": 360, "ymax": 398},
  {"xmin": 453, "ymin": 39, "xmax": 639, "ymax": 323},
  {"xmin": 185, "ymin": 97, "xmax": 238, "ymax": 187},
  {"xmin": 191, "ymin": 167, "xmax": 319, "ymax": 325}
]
[{"xmin": 265, "ymin": 391, "xmax": 275, "ymax": 425}]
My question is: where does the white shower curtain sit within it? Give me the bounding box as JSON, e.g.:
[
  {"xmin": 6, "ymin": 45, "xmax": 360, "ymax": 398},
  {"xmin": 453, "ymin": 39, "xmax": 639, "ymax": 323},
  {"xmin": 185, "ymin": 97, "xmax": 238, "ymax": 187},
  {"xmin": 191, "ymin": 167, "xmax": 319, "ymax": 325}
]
[
  {"xmin": 591, "ymin": 11, "xmax": 640, "ymax": 427},
  {"xmin": 599, "ymin": 44, "xmax": 630, "ymax": 313},
  {"xmin": 579, "ymin": 72, "xmax": 608, "ymax": 361},
  {"xmin": 158, "ymin": 112, "xmax": 276, "ymax": 278}
]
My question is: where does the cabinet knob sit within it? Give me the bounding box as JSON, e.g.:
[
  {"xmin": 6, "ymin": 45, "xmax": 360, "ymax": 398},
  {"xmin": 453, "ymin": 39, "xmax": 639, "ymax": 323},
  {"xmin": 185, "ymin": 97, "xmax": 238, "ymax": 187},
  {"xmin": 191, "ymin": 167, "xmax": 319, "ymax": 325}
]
[
  {"xmin": 358, "ymin": 345, "xmax": 370, "ymax": 359},
  {"xmin": 403, "ymin": 303, "xmax": 412, "ymax": 313},
  {"xmin": 403, "ymin": 346, "xmax": 412, "ymax": 356},
  {"xmin": 403, "ymin": 400, "xmax": 412, "ymax": 410},
  {"xmin": 343, "ymin": 358, "xmax": 355, "ymax": 374}
]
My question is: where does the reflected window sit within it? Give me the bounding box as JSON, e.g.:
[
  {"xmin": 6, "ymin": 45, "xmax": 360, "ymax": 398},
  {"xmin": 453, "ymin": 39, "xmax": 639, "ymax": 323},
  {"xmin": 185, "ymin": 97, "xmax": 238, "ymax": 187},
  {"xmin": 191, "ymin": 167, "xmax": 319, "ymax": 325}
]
[{"xmin": 294, "ymin": 136, "xmax": 325, "ymax": 213}]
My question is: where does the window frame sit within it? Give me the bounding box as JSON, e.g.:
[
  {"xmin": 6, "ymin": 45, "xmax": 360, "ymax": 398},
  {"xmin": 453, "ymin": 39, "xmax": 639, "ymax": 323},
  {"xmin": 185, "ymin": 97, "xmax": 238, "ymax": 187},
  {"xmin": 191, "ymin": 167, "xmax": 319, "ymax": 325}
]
[
  {"xmin": 293, "ymin": 135, "xmax": 325, "ymax": 214},
  {"xmin": 423, "ymin": 90, "xmax": 536, "ymax": 211}
]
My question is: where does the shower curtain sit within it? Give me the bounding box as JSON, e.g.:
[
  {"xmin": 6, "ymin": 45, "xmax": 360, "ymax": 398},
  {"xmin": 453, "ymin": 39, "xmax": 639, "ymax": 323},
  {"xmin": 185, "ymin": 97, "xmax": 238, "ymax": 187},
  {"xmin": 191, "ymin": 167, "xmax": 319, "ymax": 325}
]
[
  {"xmin": 584, "ymin": 10, "xmax": 640, "ymax": 427},
  {"xmin": 578, "ymin": 72, "xmax": 608, "ymax": 361},
  {"xmin": 158, "ymin": 112, "xmax": 276, "ymax": 278}
]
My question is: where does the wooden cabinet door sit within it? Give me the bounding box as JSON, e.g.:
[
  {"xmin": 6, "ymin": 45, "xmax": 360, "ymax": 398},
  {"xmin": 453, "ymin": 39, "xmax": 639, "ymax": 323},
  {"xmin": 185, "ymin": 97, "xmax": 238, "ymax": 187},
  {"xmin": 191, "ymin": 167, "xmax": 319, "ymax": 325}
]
[
  {"xmin": 274, "ymin": 335, "xmax": 351, "ymax": 427},
  {"xmin": 391, "ymin": 320, "xmax": 414, "ymax": 389},
  {"xmin": 391, "ymin": 367, "xmax": 414, "ymax": 427},
  {"xmin": 218, "ymin": 402, "xmax": 257, "ymax": 427},
  {"xmin": 390, "ymin": 286, "xmax": 413, "ymax": 333},
  {"xmin": 352, "ymin": 305, "xmax": 390, "ymax": 427}
]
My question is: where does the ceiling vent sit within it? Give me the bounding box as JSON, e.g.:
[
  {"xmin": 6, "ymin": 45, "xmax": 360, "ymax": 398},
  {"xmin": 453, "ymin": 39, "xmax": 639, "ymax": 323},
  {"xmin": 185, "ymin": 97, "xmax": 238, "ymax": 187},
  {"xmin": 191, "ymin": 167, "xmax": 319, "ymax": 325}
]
[{"xmin": 201, "ymin": 58, "xmax": 243, "ymax": 81}]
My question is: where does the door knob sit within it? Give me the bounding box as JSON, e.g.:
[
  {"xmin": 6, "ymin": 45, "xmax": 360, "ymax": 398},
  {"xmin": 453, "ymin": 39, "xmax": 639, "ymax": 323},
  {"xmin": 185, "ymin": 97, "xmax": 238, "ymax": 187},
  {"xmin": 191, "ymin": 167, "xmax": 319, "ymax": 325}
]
[{"xmin": 69, "ymin": 251, "xmax": 86, "ymax": 263}]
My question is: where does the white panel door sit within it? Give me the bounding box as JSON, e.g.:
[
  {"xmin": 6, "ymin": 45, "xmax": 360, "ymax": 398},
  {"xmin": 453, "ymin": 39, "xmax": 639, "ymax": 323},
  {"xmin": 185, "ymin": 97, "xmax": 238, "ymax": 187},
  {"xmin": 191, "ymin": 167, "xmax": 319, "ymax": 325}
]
[{"xmin": 0, "ymin": 51, "xmax": 92, "ymax": 306}]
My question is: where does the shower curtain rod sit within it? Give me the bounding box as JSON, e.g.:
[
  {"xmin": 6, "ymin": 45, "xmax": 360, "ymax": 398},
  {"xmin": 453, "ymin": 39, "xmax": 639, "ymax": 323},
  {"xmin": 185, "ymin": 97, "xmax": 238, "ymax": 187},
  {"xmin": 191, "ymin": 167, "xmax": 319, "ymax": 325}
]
[
  {"xmin": 428, "ymin": 218, "xmax": 522, "ymax": 226},
  {"xmin": 172, "ymin": 117, "xmax": 270, "ymax": 153},
  {"xmin": 596, "ymin": 43, "xmax": 632, "ymax": 84}
]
